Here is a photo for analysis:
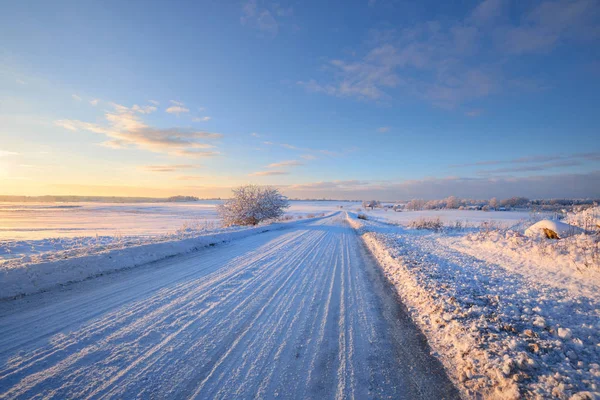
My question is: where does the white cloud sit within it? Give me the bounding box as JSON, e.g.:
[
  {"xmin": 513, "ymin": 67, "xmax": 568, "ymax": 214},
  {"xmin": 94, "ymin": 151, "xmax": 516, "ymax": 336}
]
[
  {"xmin": 131, "ymin": 104, "xmax": 157, "ymax": 114},
  {"xmin": 166, "ymin": 105, "xmax": 190, "ymax": 114},
  {"xmin": 55, "ymin": 103, "xmax": 222, "ymax": 158},
  {"xmin": 240, "ymin": 0, "xmax": 293, "ymax": 37},
  {"xmin": 72, "ymin": 94, "xmax": 82, "ymax": 101},
  {"xmin": 192, "ymin": 116, "xmax": 211, "ymax": 122},
  {"xmin": 300, "ymin": 0, "xmax": 598, "ymax": 108},
  {"xmin": 267, "ymin": 160, "xmax": 303, "ymax": 168},
  {"xmin": 249, "ymin": 170, "xmax": 289, "ymax": 176},
  {"xmin": 16, "ymin": 79, "xmax": 26, "ymax": 85},
  {"xmin": 140, "ymin": 164, "xmax": 198, "ymax": 173},
  {"xmin": 89, "ymin": 99, "xmax": 99, "ymax": 106},
  {"xmin": 148, "ymin": 100, "xmax": 160, "ymax": 105},
  {"xmin": 263, "ymin": 141, "xmax": 339, "ymax": 157},
  {"xmin": 377, "ymin": 126, "xmax": 390, "ymax": 133},
  {"xmin": 282, "ymin": 172, "xmax": 600, "ymax": 199},
  {"xmin": 0, "ymin": 150, "xmax": 19, "ymax": 157}
]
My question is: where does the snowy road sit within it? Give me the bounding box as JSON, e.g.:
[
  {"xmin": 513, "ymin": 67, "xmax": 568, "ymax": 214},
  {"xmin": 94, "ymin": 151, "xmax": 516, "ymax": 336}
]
[{"xmin": 0, "ymin": 214, "xmax": 457, "ymax": 399}]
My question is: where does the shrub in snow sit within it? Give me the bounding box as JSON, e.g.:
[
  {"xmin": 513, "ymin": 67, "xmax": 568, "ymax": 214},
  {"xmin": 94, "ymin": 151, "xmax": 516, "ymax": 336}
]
[
  {"xmin": 408, "ymin": 217, "xmax": 443, "ymax": 231},
  {"xmin": 217, "ymin": 185, "xmax": 289, "ymax": 227},
  {"xmin": 525, "ymin": 220, "xmax": 585, "ymax": 239},
  {"xmin": 357, "ymin": 213, "xmax": 368, "ymax": 220},
  {"xmin": 566, "ymin": 206, "xmax": 600, "ymax": 232}
]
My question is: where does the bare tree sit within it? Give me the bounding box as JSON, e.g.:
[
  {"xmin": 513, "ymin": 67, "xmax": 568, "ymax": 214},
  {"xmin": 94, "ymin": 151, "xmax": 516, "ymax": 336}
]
[{"xmin": 218, "ymin": 185, "xmax": 289, "ymax": 226}]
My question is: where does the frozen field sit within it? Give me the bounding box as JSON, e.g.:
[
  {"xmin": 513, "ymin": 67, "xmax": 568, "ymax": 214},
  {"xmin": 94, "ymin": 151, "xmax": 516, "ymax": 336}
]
[
  {"xmin": 0, "ymin": 201, "xmax": 358, "ymax": 261},
  {"xmin": 363, "ymin": 208, "xmax": 553, "ymax": 229}
]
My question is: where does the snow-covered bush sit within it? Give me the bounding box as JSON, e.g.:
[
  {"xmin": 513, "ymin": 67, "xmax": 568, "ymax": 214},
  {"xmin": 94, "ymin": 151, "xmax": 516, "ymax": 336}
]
[
  {"xmin": 408, "ymin": 217, "xmax": 443, "ymax": 231},
  {"xmin": 566, "ymin": 206, "xmax": 600, "ymax": 232},
  {"xmin": 217, "ymin": 185, "xmax": 289, "ymax": 227},
  {"xmin": 357, "ymin": 213, "xmax": 368, "ymax": 220}
]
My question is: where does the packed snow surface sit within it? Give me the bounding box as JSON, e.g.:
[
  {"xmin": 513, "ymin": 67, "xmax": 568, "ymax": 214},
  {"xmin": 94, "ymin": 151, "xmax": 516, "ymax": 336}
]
[{"xmin": 0, "ymin": 214, "xmax": 457, "ymax": 399}]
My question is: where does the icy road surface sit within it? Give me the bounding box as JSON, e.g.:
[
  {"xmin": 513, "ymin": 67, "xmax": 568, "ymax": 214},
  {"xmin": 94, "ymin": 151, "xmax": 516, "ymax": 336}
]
[{"xmin": 0, "ymin": 214, "xmax": 458, "ymax": 399}]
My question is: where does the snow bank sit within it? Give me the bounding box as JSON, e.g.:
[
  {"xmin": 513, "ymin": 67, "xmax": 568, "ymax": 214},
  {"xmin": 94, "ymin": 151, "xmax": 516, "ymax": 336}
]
[
  {"xmin": 0, "ymin": 215, "xmax": 332, "ymax": 300},
  {"xmin": 525, "ymin": 220, "xmax": 585, "ymax": 238},
  {"xmin": 346, "ymin": 212, "xmax": 600, "ymax": 399}
]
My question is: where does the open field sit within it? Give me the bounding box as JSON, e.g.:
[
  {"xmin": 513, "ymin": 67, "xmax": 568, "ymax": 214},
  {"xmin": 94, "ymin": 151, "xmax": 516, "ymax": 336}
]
[{"xmin": 0, "ymin": 201, "xmax": 358, "ymax": 261}]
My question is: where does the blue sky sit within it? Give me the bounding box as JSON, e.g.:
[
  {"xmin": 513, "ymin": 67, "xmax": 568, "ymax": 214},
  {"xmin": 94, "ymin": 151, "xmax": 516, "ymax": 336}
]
[{"xmin": 1, "ymin": 0, "xmax": 599, "ymax": 199}]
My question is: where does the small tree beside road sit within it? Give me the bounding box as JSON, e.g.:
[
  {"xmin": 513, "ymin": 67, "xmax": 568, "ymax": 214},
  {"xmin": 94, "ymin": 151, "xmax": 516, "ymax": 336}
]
[{"xmin": 218, "ymin": 185, "xmax": 290, "ymax": 227}]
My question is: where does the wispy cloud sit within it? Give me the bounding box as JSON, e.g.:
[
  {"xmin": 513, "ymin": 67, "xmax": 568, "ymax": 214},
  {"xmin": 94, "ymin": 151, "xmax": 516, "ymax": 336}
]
[
  {"xmin": 240, "ymin": 0, "xmax": 293, "ymax": 37},
  {"xmin": 89, "ymin": 99, "xmax": 99, "ymax": 106},
  {"xmin": 72, "ymin": 94, "xmax": 82, "ymax": 102},
  {"xmin": 262, "ymin": 141, "xmax": 339, "ymax": 157},
  {"xmin": 55, "ymin": 103, "xmax": 222, "ymax": 158},
  {"xmin": 377, "ymin": 126, "xmax": 390, "ymax": 133},
  {"xmin": 140, "ymin": 164, "xmax": 198, "ymax": 173},
  {"xmin": 0, "ymin": 150, "xmax": 19, "ymax": 157},
  {"xmin": 148, "ymin": 100, "xmax": 160, "ymax": 105},
  {"xmin": 249, "ymin": 170, "xmax": 289, "ymax": 176},
  {"xmin": 499, "ymin": 0, "xmax": 599, "ymax": 54},
  {"xmin": 477, "ymin": 160, "xmax": 582, "ymax": 175},
  {"xmin": 192, "ymin": 116, "xmax": 211, "ymax": 122},
  {"xmin": 267, "ymin": 160, "xmax": 303, "ymax": 168},
  {"xmin": 166, "ymin": 106, "xmax": 189, "ymax": 114},
  {"xmin": 300, "ymin": 0, "xmax": 598, "ymax": 108},
  {"xmin": 451, "ymin": 152, "xmax": 600, "ymax": 169},
  {"xmin": 465, "ymin": 109, "xmax": 483, "ymax": 117},
  {"xmin": 166, "ymin": 100, "xmax": 189, "ymax": 115},
  {"xmin": 130, "ymin": 104, "xmax": 157, "ymax": 114},
  {"xmin": 283, "ymin": 171, "xmax": 600, "ymax": 199}
]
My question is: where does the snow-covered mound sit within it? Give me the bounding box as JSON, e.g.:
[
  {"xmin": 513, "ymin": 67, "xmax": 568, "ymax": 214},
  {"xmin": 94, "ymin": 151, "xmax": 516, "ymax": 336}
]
[{"xmin": 524, "ymin": 219, "xmax": 585, "ymax": 238}]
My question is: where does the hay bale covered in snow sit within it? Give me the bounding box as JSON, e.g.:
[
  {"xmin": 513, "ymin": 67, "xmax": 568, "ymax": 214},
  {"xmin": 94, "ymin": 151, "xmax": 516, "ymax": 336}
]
[{"xmin": 525, "ymin": 220, "xmax": 585, "ymax": 239}]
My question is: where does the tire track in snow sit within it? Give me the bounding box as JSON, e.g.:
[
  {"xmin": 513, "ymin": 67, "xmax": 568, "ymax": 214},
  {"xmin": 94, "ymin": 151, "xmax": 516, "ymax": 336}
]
[{"xmin": 0, "ymin": 215, "xmax": 458, "ymax": 399}]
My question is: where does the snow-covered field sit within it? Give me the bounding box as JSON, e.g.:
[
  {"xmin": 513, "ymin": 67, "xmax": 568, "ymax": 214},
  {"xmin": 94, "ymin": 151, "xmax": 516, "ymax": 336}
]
[
  {"xmin": 348, "ymin": 208, "xmax": 600, "ymax": 399},
  {"xmin": 0, "ymin": 201, "xmax": 358, "ymax": 262},
  {"xmin": 1, "ymin": 200, "xmax": 598, "ymax": 398},
  {"xmin": 362, "ymin": 208, "xmax": 552, "ymax": 229}
]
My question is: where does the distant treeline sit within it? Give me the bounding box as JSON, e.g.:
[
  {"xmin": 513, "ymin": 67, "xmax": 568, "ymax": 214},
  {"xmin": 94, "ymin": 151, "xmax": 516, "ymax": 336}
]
[
  {"xmin": 0, "ymin": 195, "xmax": 218, "ymax": 203},
  {"xmin": 394, "ymin": 196, "xmax": 599, "ymax": 211}
]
